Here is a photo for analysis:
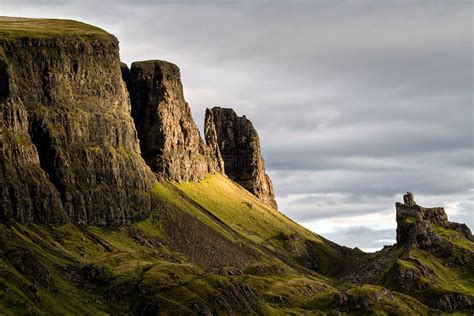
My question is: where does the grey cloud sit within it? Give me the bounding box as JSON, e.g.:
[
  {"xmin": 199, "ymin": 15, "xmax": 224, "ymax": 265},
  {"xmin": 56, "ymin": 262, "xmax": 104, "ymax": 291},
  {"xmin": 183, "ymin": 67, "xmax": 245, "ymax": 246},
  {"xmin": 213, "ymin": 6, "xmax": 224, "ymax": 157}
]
[{"xmin": 323, "ymin": 226, "xmax": 395, "ymax": 252}]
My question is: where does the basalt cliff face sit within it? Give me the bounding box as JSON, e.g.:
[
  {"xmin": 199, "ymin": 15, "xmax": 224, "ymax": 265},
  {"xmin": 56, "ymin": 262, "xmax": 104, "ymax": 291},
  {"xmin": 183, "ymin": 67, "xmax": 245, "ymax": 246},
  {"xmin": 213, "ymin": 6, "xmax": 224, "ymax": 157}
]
[
  {"xmin": 0, "ymin": 18, "xmax": 155, "ymax": 225},
  {"xmin": 120, "ymin": 61, "xmax": 275, "ymax": 207},
  {"xmin": 122, "ymin": 60, "xmax": 223, "ymax": 182},
  {"xmin": 205, "ymin": 107, "xmax": 277, "ymax": 209}
]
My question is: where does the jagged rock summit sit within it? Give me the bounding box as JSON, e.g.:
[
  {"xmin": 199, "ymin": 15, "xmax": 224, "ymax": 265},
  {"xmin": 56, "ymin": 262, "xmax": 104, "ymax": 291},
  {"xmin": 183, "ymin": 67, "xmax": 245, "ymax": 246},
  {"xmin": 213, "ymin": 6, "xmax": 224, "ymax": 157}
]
[
  {"xmin": 393, "ymin": 193, "xmax": 473, "ymax": 311},
  {"xmin": 205, "ymin": 107, "xmax": 277, "ymax": 209},
  {"xmin": 396, "ymin": 192, "xmax": 472, "ymax": 247},
  {"xmin": 344, "ymin": 192, "xmax": 473, "ymax": 312},
  {"xmin": 121, "ymin": 62, "xmax": 278, "ymax": 208},
  {"xmin": 122, "ymin": 60, "xmax": 223, "ymax": 182},
  {"xmin": 0, "ymin": 17, "xmax": 155, "ymax": 226}
]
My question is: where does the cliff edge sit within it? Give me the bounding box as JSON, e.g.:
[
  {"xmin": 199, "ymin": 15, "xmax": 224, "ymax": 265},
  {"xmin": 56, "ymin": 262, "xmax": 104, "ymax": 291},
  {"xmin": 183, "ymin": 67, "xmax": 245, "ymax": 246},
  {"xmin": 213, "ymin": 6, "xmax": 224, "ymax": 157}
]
[{"xmin": 0, "ymin": 17, "xmax": 156, "ymax": 225}]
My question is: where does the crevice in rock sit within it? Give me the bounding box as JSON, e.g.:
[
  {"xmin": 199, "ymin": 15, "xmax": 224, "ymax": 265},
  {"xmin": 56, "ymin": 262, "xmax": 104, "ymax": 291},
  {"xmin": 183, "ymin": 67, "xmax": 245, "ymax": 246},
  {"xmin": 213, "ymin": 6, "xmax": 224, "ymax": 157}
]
[
  {"xmin": 27, "ymin": 115, "xmax": 64, "ymax": 203},
  {"xmin": 0, "ymin": 60, "xmax": 10, "ymax": 101}
]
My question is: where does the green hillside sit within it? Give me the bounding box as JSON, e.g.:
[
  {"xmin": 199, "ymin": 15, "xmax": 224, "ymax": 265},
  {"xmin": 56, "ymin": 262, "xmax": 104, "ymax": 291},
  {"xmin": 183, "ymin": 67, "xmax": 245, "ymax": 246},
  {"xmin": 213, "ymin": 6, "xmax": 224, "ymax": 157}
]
[
  {"xmin": 0, "ymin": 16, "xmax": 111, "ymax": 40},
  {"xmin": 0, "ymin": 174, "xmax": 435, "ymax": 314}
]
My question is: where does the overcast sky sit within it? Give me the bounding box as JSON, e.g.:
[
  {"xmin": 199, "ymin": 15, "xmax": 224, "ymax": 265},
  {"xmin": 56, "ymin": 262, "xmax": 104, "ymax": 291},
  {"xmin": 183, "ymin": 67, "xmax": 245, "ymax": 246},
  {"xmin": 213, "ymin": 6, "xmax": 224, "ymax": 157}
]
[{"xmin": 3, "ymin": 1, "xmax": 472, "ymax": 252}]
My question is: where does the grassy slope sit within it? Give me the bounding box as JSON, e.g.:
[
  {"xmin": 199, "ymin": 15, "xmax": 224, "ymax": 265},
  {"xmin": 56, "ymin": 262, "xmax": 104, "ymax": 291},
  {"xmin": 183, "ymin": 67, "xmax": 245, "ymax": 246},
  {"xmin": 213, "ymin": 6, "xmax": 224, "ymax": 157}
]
[
  {"xmin": 0, "ymin": 17, "xmax": 111, "ymax": 40},
  {"xmin": 177, "ymin": 175, "xmax": 317, "ymax": 244},
  {"xmin": 382, "ymin": 224, "xmax": 474, "ymax": 310},
  {"xmin": 176, "ymin": 175, "xmax": 359, "ymax": 276},
  {"xmin": 0, "ymin": 174, "xmax": 432, "ymax": 314}
]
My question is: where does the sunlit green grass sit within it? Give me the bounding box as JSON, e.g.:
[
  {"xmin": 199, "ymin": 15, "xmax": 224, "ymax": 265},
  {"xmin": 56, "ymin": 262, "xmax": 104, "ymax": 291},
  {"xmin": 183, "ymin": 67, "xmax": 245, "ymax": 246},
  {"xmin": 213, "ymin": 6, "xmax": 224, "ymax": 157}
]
[
  {"xmin": 408, "ymin": 248, "xmax": 474, "ymax": 296},
  {"xmin": 0, "ymin": 17, "xmax": 111, "ymax": 40},
  {"xmin": 177, "ymin": 174, "xmax": 322, "ymax": 245}
]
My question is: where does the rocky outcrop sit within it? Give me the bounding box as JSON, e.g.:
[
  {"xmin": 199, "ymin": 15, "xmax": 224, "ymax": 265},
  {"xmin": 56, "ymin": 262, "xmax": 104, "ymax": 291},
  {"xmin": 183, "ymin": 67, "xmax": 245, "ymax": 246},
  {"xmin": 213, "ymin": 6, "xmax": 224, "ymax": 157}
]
[
  {"xmin": 403, "ymin": 192, "xmax": 416, "ymax": 206},
  {"xmin": 396, "ymin": 192, "xmax": 472, "ymax": 248},
  {"xmin": 334, "ymin": 287, "xmax": 394, "ymax": 313},
  {"xmin": 204, "ymin": 107, "xmax": 277, "ymax": 209},
  {"xmin": 390, "ymin": 193, "xmax": 473, "ymax": 312},
  {"xmin": 122, "ymin": 60, "xmax": 223, "ymax": 182},
  {"xmin": 0, "ymin": 18, "xmax": 155, "ymax": 226},
  {"xmin": 340, "ymin": 193, "xmax": 473, "ymax": 313}
]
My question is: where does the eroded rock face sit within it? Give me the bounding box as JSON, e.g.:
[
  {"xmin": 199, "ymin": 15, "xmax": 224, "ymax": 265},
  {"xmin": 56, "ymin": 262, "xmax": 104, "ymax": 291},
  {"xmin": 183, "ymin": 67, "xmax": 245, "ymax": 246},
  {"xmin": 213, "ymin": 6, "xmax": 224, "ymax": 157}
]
[
  {"xmin": 204, "ymin": 107, "xmax": 277, "ymax": 209},
  {"xmin": 403, "ymin": 192, "xmax": 416, "ymax": 206},
  {"xmin": 0, "ymin": 23, "xmax": 156, "ymax": 225},
  {"xmin": 204, "ymin": 108, "xmax": 225, "ymax": 174},
  {"xmin": 123, "ymin": 60, "xmax": 222, "ymax": 182},
  {"xmin": 396, "ymin": 192, "xmax": 472, "ymax": 248}
]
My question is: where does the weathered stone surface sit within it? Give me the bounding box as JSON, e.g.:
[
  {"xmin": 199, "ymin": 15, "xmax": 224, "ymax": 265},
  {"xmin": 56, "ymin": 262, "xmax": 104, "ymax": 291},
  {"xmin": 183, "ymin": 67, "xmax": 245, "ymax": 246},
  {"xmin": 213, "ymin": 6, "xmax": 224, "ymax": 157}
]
[
  {"xmin": 204, "ymin": 108, "xmax": 225, "ymax": 174},
  {"xmin": 123, "ymin": 60, "xmax": 222, "ymax": 182},
  {"xmin": 403, "ymin": 192, "xmax": 416, "ymax": 206},
  {"xmin": 0, "ymin": 18, "xmax": 156, "ymax": 225},
  {"xmin": 204, "ymin": 107, "xmax": 277, "ymax": 209},
  {"xmin": 396, "ymin": 193, "xmax": 472, "ymax": 247}
]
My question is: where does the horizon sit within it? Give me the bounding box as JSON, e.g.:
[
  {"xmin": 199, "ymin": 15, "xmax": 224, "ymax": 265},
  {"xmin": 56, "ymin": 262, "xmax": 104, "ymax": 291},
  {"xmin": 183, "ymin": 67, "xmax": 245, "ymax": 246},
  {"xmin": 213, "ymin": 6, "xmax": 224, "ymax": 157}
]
[{"xmin": 2, "ymin": 1, "xmax": 472, "ymax": 252}]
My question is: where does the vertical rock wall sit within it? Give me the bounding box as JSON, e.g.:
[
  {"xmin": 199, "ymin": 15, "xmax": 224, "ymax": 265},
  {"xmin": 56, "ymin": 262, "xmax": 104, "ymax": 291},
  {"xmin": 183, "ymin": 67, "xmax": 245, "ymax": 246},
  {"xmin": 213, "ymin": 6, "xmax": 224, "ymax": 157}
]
[
  {"xmin": 0, "ymin": 23, "xmax": 156, "ymax": 225},
  {"xmin": 204, "ymin": 107, "xmax": 277, "ymax": 209},
  {"xmin": 123, "ymin": 60, "xmax": 223, "ymax": 181}
]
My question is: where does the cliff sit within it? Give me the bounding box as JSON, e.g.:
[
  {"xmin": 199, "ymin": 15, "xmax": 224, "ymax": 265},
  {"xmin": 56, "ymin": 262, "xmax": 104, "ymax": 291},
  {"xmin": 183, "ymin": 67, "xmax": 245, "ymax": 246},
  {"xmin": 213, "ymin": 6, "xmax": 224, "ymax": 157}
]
[
  {"xmin": 0, "ymin": 17, "xmax": 155, "ymax": 225},
  {"xmin": 205, "ymin": 107, "xmax": 277, "ymax": 209},
  {"xmin": 122, "ymin": 60, "xmax": 223, "ymax": 182}
]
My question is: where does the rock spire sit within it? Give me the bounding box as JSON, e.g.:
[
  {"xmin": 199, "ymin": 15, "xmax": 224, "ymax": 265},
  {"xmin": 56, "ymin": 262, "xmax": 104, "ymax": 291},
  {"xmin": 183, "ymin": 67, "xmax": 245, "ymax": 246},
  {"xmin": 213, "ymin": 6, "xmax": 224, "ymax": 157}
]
[{"xmin": 204, "ymin": 107, "xmax": 277, "ymax": 209}]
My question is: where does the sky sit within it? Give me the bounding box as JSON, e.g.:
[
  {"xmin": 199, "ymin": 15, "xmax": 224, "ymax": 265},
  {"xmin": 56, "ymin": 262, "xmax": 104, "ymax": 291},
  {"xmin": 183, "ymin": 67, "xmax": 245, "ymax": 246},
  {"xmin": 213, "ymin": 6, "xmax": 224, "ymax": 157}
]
[{"xmin": 3, "ymin": 1, "xmax": 472, "ymax": 252}]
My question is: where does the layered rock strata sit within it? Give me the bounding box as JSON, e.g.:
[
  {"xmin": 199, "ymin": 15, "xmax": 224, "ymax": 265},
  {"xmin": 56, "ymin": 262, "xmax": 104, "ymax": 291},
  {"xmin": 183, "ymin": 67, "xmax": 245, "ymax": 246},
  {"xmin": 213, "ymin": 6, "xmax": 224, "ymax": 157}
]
[
  {"xmin": 0, "ymin": 18, "xmax": 155, "ymax": 225},
  {"xmin": 204, "ymin": 107, "xmax": 277, "ymax": 209},
  {"xmin": 122, "ymin": 60, "xmax": 223, "ymax": 181}
]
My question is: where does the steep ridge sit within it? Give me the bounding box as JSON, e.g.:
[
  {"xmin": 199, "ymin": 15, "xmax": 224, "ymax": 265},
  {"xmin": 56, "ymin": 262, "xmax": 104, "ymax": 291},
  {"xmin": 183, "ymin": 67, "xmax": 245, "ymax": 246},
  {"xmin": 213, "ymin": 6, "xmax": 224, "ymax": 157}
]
[
  {"xmin": 205, "ymin": 107, "xmax": 278, "ymax": 209},
  {"xmin": 0, "ymin": 17, "xmax": 156, "ymax": 226},
  {"xmin": 343, "ymin": 193, "xmax": 473, "ymax": 312},
  {"xmin": 122, "ymin": 60, "xmax": 223, "ymax": 182}
]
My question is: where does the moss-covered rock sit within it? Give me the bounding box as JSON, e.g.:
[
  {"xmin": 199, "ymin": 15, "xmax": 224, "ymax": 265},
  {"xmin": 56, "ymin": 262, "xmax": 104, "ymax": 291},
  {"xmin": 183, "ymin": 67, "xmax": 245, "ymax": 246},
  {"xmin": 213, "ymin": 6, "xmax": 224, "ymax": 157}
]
[{"xmin": 0, "ymin": 17, "xmax": 156, "ymax": 226}]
